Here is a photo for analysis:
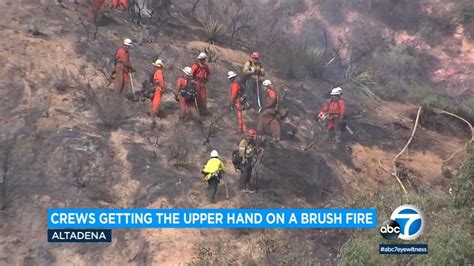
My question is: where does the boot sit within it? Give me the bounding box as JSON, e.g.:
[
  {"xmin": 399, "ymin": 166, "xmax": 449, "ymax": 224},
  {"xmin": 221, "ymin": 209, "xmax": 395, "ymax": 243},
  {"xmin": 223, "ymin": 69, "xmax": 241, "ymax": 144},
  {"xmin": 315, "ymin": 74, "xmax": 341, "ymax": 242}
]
[{"xmin": 327, "ymin": 129, "xmax": 335, "ymax": 142}]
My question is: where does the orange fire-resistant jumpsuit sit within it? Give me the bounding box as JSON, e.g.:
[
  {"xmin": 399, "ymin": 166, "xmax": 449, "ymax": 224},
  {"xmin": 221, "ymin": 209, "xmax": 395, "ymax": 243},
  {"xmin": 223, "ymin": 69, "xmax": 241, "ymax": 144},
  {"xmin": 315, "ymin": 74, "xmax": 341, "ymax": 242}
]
[
  {"xmin": 112, "ymin": 0, "xmax": 127, "ymax": 10},
  {"xmin": 318, "ymin": 97, "xmax": 346, "ymax": 129},
  {"xmin": 114, "ymin": 46, "xmax": 133, "ymax": 94},
  {"xmin": 150, "ymin": 67, "xmax": 164, "ymax": 116},
  {"xmin": 191, "ymin": 61, "xmax": 210, "ymax": 114},
  {"xmin": 175, "ymin": 76, "xmax": 200, "ymax": 121},
  {"xmin": 318, "ymin": 96, "xmax": 346, "ymax": 142},
  {"xmin": 91, "ymin": 0, "xmax": 106, "ymax": 10},
  {"xmin": 229, "ymin": 79, "xmax": 246, "ymax": 133},
  {"xmin": 257, "ymin": 87, "xmax": 280, "ymax": 139}
]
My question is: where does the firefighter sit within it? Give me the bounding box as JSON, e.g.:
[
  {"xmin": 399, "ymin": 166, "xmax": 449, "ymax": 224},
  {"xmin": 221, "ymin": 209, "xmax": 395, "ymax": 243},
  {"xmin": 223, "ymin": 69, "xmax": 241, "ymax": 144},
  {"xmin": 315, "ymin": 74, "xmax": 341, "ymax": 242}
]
[
  {"xmin": 191, "ymin": 52, "xmax": 211, "ymax": 115},
  {"xmin": 150, "ymin": 59, "xmax": 165, "ymax": 118},
  {"xmin": 114, "ymin": 38, "xmax": 134, "ymax": 95},
  {"xmin": 237, "ymin": 129, "xmax": 261, "ymax": 191},
  {"xmin": 317, "ymin": 87, "xmax": 346, "ymax": 143},
  {"xmin": 257, "ymin": 80, "xmax": 281, "ymax": 140},
  {"xmin": 201, "ymin": 150, "xmax": 225, "ymax": 203},
  {"xmin": 227, "ymin": 71, "xmax": 247, "ymax": 133},
  {"xmin": 242, "ymin": 51, "xmax": 265, "ymax": 110},
  {"xmin": 175, "ymin": 67, "xmax": 200, "ymax": 122}
]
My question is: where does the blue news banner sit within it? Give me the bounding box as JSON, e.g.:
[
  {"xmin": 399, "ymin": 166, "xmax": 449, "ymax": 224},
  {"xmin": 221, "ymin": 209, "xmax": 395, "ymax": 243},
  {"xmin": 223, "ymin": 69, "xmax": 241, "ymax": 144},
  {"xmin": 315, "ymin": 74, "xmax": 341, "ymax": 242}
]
[{"xmin": 47, "ymin": 208, "xmax": 376, "ymax": 242}]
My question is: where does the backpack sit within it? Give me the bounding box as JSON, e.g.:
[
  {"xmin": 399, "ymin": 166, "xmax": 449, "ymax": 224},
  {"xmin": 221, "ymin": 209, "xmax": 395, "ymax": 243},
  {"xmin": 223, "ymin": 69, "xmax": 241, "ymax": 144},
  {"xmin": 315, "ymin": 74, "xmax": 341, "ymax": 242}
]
[
  {"xmin": 180, "ymin": 80, "xmax": 198, "ymax": 101},
  {"xmin": 235, "ymin": 76, "xmax": 251, "ymax": 110},
  {"xmin": 140, "ymin": 71, "xmax": 156, "ymax": 99},
  {"xmin": 231, "ymin": 150, "xmax": 243, "ymax": 165},
  {"xmin": 141, "ymin": 81, "xmax": 155, "ymax": 99}
]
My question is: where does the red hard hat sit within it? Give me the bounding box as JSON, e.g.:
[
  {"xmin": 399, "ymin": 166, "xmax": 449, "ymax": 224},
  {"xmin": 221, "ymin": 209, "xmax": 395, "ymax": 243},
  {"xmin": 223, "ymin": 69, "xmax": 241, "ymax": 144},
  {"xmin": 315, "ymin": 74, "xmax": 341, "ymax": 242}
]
[
  {"xmin": 251, "ymin": 51, "xmax": 260, "ymax": 60},
  {"xmin": 247, "ymin": 129, "xmax": 257, "ymax": 138}
]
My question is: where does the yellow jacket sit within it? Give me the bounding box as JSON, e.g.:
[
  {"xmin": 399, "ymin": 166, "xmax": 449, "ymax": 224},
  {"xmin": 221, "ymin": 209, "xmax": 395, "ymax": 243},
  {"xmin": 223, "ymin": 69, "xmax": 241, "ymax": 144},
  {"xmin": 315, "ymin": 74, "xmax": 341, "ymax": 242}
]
[
  {"xmin": 242, "ymin": 60, "xmax": 265, "ymax": 79},
  {"xmin": 202, "ymin": 158, "xmax": 225, "ymax": 181},
  {"xmin": 239, "ymin": 138, "xmax": 259, "ymax": 164}
]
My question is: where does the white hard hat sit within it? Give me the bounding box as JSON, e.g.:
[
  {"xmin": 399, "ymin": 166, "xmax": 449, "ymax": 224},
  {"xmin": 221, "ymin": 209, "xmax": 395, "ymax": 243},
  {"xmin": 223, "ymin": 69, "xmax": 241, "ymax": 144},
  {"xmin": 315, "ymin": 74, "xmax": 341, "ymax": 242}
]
[
  {"xmin": 152, "ymin": 59, "xmax": 164, "ymax": 67},
  {"xmin": 210, "ymin": 150, "xmax": 219, "ymax": 158},
  {"xmin": 330, "ymin": 87, "xmax": 343, "ymax": 95},
  {"xmin": 227, "ymin": 71, "xmax": 237, "ymax": 79},
  {"xmin": 262, "ymin": 80, "xmax": 272, "ymax": 86},
  {"xmin": 183, "ymin": 66, "xmax": 192, "ymax": 76},
  {"xmin": 123, "ymin": 38, "xmax": 133, "ymax": 46},
  {"xmin": 197, "ymin": 52, "xmax": 207, "ymax": 59}
]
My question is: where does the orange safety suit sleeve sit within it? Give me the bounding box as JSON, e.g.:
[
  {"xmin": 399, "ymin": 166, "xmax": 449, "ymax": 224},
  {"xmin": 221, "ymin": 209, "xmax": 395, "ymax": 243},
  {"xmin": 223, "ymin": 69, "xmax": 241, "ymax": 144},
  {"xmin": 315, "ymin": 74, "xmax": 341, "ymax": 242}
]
[
  {"xmin": 229, "ymin": 81, "xmax": 240, "ymax": 105},
  {"xmin": 153, "ymin": 69, "xmax": 164, "ymax": 89},
  {"xmin": 175, "ymin": 76, "xmax": 186, "ymax": 95},
  {"xmin": 264, "ymin": 88, "xmax": 277, "ymax": 109},
  {"xmin": 191, "ymin": 63, "xmax": 198, "ymax": 75}
]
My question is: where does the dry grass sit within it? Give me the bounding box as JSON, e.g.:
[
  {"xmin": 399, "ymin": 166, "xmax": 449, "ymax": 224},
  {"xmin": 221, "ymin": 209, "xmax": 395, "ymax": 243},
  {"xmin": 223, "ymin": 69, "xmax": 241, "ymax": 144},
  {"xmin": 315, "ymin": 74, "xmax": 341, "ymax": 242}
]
[
  {"xmin": 167, "ymin": 131, "xmax": 190, "ymax": 167},
  {"xmin": 53, "ymin": 67, "xmax": 72, "ymax": 92},
  {"xmin": 94, "ymin": 90, "xmax": 128, "ymax": 129}
]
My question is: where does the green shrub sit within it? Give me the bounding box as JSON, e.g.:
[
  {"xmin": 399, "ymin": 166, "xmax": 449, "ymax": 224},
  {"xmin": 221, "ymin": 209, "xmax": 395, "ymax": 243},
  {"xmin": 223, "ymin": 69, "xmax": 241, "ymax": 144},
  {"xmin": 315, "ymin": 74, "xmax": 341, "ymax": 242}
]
[
  {"xmin": 418, "ymin": 20, "xmax": 445, "ymax": 46},
  {"xmin": 462, "ymin": 98, "xmax": 474, "ymax": 114},
  {"xmin": 405, "ymin": 86, "xmax": 474, "ymax": 118},
  {"xmin": 274, "ymin": 39, "xmax": 325, "ymax": 79},
  {"xmin": 406, "ymin": 86, "xmax": 452, "ymax": 110},
  {"xmin": 458, "ymin": 0, "xmax": 474, "ymax": 39},
  {"xmin": 339, "ymin": 152, "xmax": 473, "ymax": 265},
  {"xmin": 368, "ymin": 44, "xmax": 422, "ymax": 100},
  {"xmin": 373, "ymin": 44, "xmax": 420, "ymax": 79},
  {"xmin": 419, "ymin": 222, "xmax": 473, "ymax": 265},
  {"xmin": 459, "ymin": 1, "xmax": 474, "ymax": 24},
  {"xmin": 302, "ymin": 46, "xmax": 325, "ymax": 78},
  {"xmin": 201, "ymin": 19, "xmax": 225, "ymax": 44},
  {"xmin": 348, "ymin": 71, "xmax": 379, "ymax": 99},
  {"xmin": 451, "ymin": 144, "xmax": 474, "ymax": 209}
]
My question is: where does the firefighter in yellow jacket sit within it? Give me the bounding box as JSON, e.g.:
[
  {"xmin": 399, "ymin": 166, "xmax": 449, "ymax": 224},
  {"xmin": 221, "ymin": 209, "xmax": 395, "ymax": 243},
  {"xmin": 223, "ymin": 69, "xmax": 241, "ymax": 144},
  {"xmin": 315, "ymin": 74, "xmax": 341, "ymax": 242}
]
[
  {"xmin": 201, "ymin": 150, "xmax": 225, "ymax": 203},
  {"xmin": 242, "ymin": 51, "xmax": 265, "ymax": 110}
]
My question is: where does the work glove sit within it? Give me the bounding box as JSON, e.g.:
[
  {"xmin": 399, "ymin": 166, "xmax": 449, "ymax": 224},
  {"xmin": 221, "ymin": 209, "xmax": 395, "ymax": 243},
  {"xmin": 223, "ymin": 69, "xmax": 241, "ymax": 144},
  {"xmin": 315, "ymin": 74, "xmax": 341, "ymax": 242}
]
[{"xmin": 317, "ymin": 112, "xmax": 327, "ymax": 121}]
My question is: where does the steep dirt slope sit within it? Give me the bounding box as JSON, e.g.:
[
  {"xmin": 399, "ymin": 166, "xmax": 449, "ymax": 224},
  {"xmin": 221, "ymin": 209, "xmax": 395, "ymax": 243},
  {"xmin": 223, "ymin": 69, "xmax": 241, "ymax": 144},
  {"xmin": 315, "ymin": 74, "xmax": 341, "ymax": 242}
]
[{"xmin": 0, "ymin": 2, "xmax": 470, "ymax": 265}]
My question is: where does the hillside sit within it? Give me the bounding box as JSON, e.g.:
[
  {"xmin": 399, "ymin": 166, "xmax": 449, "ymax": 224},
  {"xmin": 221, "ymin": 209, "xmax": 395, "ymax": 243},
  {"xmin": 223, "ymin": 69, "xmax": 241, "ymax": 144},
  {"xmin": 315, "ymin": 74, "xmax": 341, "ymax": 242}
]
[{"xmin": 0, "ymin": 1, "xmax": 472, "ymax": 265}]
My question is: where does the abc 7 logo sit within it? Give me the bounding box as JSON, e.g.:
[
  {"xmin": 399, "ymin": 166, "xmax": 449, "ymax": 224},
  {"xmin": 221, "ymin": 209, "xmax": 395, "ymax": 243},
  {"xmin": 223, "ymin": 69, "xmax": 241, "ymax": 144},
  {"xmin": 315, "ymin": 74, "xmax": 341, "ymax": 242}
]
[{"xmin": 380, "ymin": 205, "xmax": 424, "ymax": 240}]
